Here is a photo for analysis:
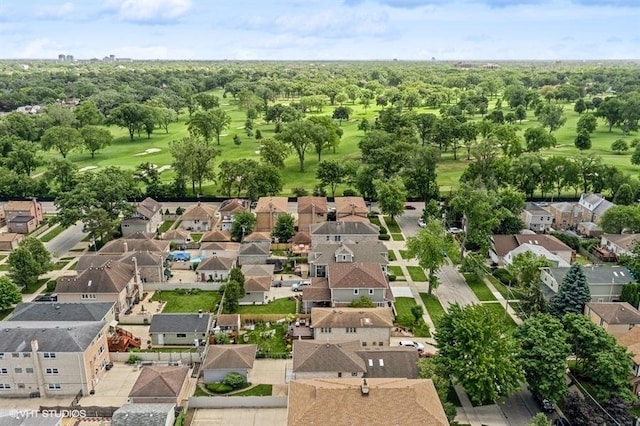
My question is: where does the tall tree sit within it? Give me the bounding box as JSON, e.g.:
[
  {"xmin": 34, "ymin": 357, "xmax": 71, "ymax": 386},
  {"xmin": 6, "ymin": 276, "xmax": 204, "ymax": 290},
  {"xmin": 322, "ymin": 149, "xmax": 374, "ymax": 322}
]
[
  {"xmin": 536, "ymin": 104, "xmax": 566, "ymax": 133},
  {"xmin": 169, "ymin": 136, "xmax": 219, "ymax": 194},
  {"xmin": 40, "ymin": 126, "xmax": 83, "ymax": 158},
  {"xmin": 272, "ymin": 213, "xmax": 295, "ymax": 242},
  {"xmin": 332, "ymin": 106, "xmax": 351, "ymax": 125},
  {"xmin": 595, "ymin": 97, "xmax": 624, "ymax": 132},
  {"xmin": 187, "ymin": 110, "xmax": 216, "ymax": 146},
  {"xmin": 5, "ymin": 139, "xmax": 42, "ymax": 176},
  {"xmin": 403, "ymin": 146, "xmax": 440, "ymax": 202},
  {"xmin": 230, "ymin": 211, "xmax": 255, "ymax": 241},
  {"xmin": 373, "ymin": 176, "xmax": 407, "ymax": 219},
  {"xmin": 414, "ymin": 113, "xmax": 438, "ymax": 146},
  {"xmin": 506, "ymin": 252, "xmax": 550, "ymax": 314},
  {"xmin": 577, "ymin": 113, "xmax": 598, "ymax": 134},
  {"xmin": 44, "ymin": 158, "xmax": 78, "ymax": 193},
  {"xmin": 74, "ymin": 101, "xmax": 103, "ymax": 126},
  {"xmin": 8, "ymin": 238, "xmax": 51, "ymax": 292},
  {"xmin": 259, "ymin": 138, "xmax": 289, "ymax": 169},
  {"xmin": 549, "ymin": 264, "xmax": 591, "ymax": 318},
  {"xmin": 107, "ymin": 103, "xmax": 149, "ymax": 141},
  {"xmin": 600, "ymin": 205, "xmax": 640, "ymax": 234},
  {"xmin": 435, "ymin": 303, "xmax": 524, "ymax": 405},
  {"xmin": 515, "ymin": 314, "xmax": 570, "ymax": 404},
  {"xmin": 80, "ymin": 126, "xmax": 113, "ymax": 159},
  {"xmin": 524, "ymin": 127, "xmax": 556, "ymax": 152},
  {"xmin": 613, "ymin": 183, "xmax": 634, "ymax": 205},
  {"xmin": 276, "ymin": 120, "xmax": 328, "ymax": 172},
  {"xmin": 194, "ymin": 93, "xmax": 219, "ymax": 111},
  {"xmin": 245, "ymin": 163, "xmax": 283, "ymax": 201},
  {"xmin": 406, "ymin": 220, "xmax": 449, "ymax": 294},
  {"xmin": 209, "ymin": 108, "xmax": 232, "ymax": 145},
  {"xmin": 449, "ymin": 185, "xmax": 499, "ymax": 256},
  {"xmin": 316, "ymin": 160, "xmax": 344, "ymax": 198},
  {"xmin": 0, "ymin": 276, "xmax": 21, "ymax": 310}
]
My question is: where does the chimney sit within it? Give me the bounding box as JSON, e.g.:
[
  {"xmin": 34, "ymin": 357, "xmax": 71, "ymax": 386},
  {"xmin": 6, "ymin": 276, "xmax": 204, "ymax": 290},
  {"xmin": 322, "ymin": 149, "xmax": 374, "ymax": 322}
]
[
  {"xmin": 198, "ymin": 309, "xmax": 203, "ymax": 319},
  {"xmin": 360, "ymin": 379, "xmax": 370, "ymax": 396},
  {"xmin": 123, "ymin": 241, "xmax": 128, "ymax": 253}
]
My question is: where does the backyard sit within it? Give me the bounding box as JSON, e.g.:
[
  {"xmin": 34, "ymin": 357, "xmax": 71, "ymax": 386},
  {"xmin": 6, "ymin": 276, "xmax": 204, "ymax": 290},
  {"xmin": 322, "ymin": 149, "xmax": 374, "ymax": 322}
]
[
  {"xmin": 150, "ymin": 289, "xmax": 221, "ymax": 313},
  {"xmin": 241, "ymin": 322, "xmax": 289, "ymax": 357},
  {"xmin": 234, "ymin": 297, "xmax": 297, "ymax": 315},
  {"xmin": 394, "ymin": 297, "xmax": 430, "ymax": 338}
]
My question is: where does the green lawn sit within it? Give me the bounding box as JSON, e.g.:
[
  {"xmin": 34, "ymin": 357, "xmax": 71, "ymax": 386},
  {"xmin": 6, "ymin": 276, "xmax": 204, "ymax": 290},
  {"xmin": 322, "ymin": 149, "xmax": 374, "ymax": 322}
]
[
  {"xmin": 0, "ymin": 309, "xmax": 14, "ymax": 320},
  {"xmin": 242, "ymin": 323, "xmax": 288, "ymax": 355},
  {"xmin": 369, "ymin": 216, "xmax": 382, "ymax": 227},
  {"xmin": 407, "ymin": 266, "xmax": 427, "ymax": 281},
  {"xmin": 232, "ymin": 384, "xmax": 273, "ymax": 396},
  {"xmin": 190, "ymin": 233, "xmax": 202, "ymax": 242},
  {"xmin": 0, "ymin": 255, "xmax": 5, "ymax": 261},
  {"xmin": 391, "ymin": 233, "xmax": 404, "ymax": 241},
  {"xmin": 383, "ymin": 216, "xmax": 402, "ymax": 234},
  {"xmin": 394, "ymin": 297, "xmax": 430, "ymax": 337},
  {"xmin": 0, "ymin": 265, "xmax": 10, "ymax": 271},
  {"xmin": 388, "ymin": 265, "xmax": 404, "ymax": 277},
  {"xmin": 158, "ymin": 220, "xmax": 174, "ymax": 233},
  {"xmin": 53, "ymin": 260, "xmax": 71, "ymax": 270},
  {"xmin": 420, "ymin": 293, "xmax": 447, "ymax": 326},
  {"xmin": 399, "ymin": 250, "xmax": 411, "ymax": 260},
  {"xmin": 487, "ymin": 275, "xmax": 524, "ymax": 300},
  {"xmin": 480, "ymin": 303, "xmax": 518, "ymax": 333},
  {"xmin": 234, "ymin": 298, "xmax": 297, "ymax": 314},
  {"xmin": 150, "ymin": 290, "xmax": 221, "ymax": 313},
  {"xmin": 38, "ymin": 224, "xmax": 68, "ymax": 242},
  {"xmin": 388, "ymin": 250, "xmax": 397, "ymax": 261},
  {"xmin": 463, "ymin": 273, "xmax": 497, "ymax": 302}
]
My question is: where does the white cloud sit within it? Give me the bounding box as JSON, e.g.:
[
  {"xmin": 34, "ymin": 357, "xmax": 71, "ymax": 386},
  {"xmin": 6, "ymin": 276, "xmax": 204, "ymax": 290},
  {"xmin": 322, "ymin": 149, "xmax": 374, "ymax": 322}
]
[
  {"xmin": 110, "ymin": 45, "xmax": 170, "ymax": 59},
  {"xmin": 20, "ymin": 38, "xmax": 63, "ymax": 58},
  {"xmin": 35, "ymin": 2, "xmax": 75, "ymax": 19},
  {"xmin": 104, "ymin": 0, "xmax": 192, "ymax": 24}
]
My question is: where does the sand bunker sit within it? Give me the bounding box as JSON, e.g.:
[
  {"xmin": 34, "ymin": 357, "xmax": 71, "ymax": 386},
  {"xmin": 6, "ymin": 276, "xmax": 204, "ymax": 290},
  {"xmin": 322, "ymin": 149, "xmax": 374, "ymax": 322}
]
[
  {"xmin": 134, "ymin": 148, "xmax": 161, "ymax": 156},
  {"xmin": 157, "ymin": 165, "xmax": 172, "ymax": 173},
  {"xmin": 78, "ymin": 166, "xmax": 98, "ymax": 172}
]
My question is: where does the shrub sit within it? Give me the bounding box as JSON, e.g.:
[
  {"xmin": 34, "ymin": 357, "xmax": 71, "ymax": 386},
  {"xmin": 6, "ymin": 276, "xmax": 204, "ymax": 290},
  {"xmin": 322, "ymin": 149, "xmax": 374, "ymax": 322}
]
[
  {"xmin": 379, "ymin": 226, "xmax": 388, "ymax": 235},
  {"xmin": 378, "ymin": 234, "xmax": 391, "ymax": 241},
  {"xmin": 206, "ymin": 383, "xmax": 233, "ymax": 394},
  {"xmin": 126, "ymin": 354, "xmax": 142, "ymax": 364},
  {"xmin": 46, "ymin": 280, "xmax": 57, "ymax": 292},
  {"xmin": 343, "ymin": 188, "xmax": 358, "ymax": 196},
  {"xmin": 223, "ymin": 372, "xmax": 247, "ymax": 390},
  {"xmin": 492, "ymin": 268, "xmax": 515, "ymax": 286},
  {"xmin": 388, "ymin": 274, "xmax": 396, "ymax": 281},
  {"xmin": 292, "ymin": 187, "xmax": 308, "ymax": 197},
  {"xmin": 551, "ymin": 231, "xmax": 580, "ymax": 251}
]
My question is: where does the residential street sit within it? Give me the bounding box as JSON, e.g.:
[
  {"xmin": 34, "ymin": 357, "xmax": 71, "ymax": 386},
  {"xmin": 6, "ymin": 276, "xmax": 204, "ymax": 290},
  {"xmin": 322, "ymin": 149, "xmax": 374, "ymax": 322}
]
[{"xmin": 44, "ymin": 221, "xmax": 87, "ymax": 258}]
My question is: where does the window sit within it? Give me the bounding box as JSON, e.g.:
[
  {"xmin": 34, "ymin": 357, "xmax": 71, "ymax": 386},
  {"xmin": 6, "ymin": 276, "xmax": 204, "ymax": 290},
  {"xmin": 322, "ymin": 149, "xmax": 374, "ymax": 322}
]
[
  {"xmin": 12, "ymin": 353, "xmax": 19, "ymax": 358},
  {"xmin": 45, "ymin": 368, "xmax": 59, "ymax": 375},
  {"xmin": 25, "ymin": 368, "xmax": 33, "ymax": 374},
  {"xmin": 98, "ymin": 345, "xmax": 105, "ymax": 355},
  {"xmin": 346, "ymin": 327, "xmax": 356, "ymax": 333},
  {"xmin": 0, "ymin": 384, "xmax": 11, "ymax": 390},
  {"xmin": 334, "ymin": 236, "xmax": 341, "ymax": 242},
  {"xmin": 17, "ymin": 383, "xmax": 25, "ymax": 389},
  {"xmin": 368, "ymin": 289, "xmax": 374, "ymax": 295},
  {"xmin": 351, "ymin": 372, "xmax": 358, "ymax": 376},
  {"xmin": 338, "ymin": 372, "xmax": 342, "ymax": 378},
  {"xmin": 326, "ymin": 236, "xmax": 330, "ymax": 241},
  {"xmin": 0, "ymin": 369, "xmax": 7, "ymax": 374},
  {"xmin": 362, "ymin": 342, "xmax": 367, "ymax": 347},
  {"xmin": 379, "ymin": 342, "xmax": 383, "ymax": 346},
  {"xmin": 0, "ymin": 353, "xmax": 4, "ymax": 360},
  {"xmin": 47, "ymin": 384, "xmax": 62, "ymax": 391},
  {"xmin": 43, "ymin": 353, "xmax": 56, "ymax": 359},
  {"xmin": 176, "ymin": 333, "xmax": 187, "ymax": 338},
  {"xmin": 23, "ymin": 353, "xmax": 30, "ymax": 358},
  {"xmin": 354, "ymin": 289, "xmax": 359, "ymax": 295},
  {"xmin": 81, "ymin": 294, "xmax": 96, "ymax": 300},
  {"xmin": 320, "ymin": 327, "xmax": 331, "ymax": 333},
  {"xmin": 14, "ymin": 368, "xmax": 22, "ymax": 374}
]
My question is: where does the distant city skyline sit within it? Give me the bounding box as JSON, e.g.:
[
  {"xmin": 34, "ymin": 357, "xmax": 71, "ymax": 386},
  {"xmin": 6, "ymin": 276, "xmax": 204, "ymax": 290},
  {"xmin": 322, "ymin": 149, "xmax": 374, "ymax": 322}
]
[{"xmin": 1, "ymin": 0, "xmax": 639, "ymax": 61}]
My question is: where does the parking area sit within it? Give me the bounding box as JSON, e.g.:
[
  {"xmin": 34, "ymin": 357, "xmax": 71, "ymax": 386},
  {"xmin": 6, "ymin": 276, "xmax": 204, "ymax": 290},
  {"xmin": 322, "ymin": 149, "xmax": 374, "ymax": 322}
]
[
  {"xmin": 191, "ymin": 408, "xmax": 288, "ymax": 425},
  {"xmin": 79, "ymin": 362, "xmax": 142, "ymax": 407},
  {"xmin": 247, "ymin": 359, "xmax": 288, "ymax": 385}
]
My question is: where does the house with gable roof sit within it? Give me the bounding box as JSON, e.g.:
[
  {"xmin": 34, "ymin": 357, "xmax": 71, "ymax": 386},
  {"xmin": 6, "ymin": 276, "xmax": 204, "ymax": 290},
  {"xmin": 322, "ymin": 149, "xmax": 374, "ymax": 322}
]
[
  {"xmin": 240, "ymin": 264, "xmax": 274, "ymax": 304},
  {"xmin": 202, "ymin": 344, "xmax": 257, "ymax": 383},
  {"xmin": 255, "ymin": 196, "xmax": 288, "ymax": 233},
  {"xmin": 196, "ymin": 255, "xmax": 236, "ymax": 282},
  {"xmin": 584, "ymin": 302, "xmax": 640, "ymax": 337},
  {"xmin": 309, "ymin": 241, "xmax": 389, "ymax": 277},
  {"xmin": 309, "ymin": 221, "xmax": 380, "ymax": 247},
  {"xmin": 121, "ymin": 197, "xmax": 163, "ymax": 237},
  {"xmin": 3, "ymin": 199, "xmax": 43, "ymax": 234},
  {"xmin": 179, "ymin": 202, "xmax": 218, "ymax": 231},
  {"xmin": 490, "ymin": 234, "xmax": 573, "ymax": 266},
  {"xmin": 579, "ymin": 193, "xmax": 615, "ymax": 224},
  {"xmin": 297, "ymin": 196, "xmax": 328, "ymax": 230},
  {"xmin": 218, "ymin": 199, "xmax": 248, "ymax": 231},
  {"xmin": 311, "ymin": 307, "xmax": 394, "ymax": 347},
  {"xmin": 128, "ymin": 365, "xmax": 190, "ymax": 404},
  {"xmin": 335, "ymin": 197, "xmax": 368, "ymax": 219},
  {"xmin": 292, "ymin": 340, "xmax": 366, "ymax": 380}
]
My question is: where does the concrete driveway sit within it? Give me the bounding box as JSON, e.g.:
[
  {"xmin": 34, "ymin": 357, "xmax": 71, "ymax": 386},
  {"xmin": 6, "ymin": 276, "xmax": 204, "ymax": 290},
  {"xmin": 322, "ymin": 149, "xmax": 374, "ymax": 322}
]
[
  {"xmin": 191, "ymin": 407, "xmax": 288, "ymax": 425},
  {"xmin": 248, "ymin": 359, "xmax": 288, "ymax": 385},
  {"xmin": 79, "ymin": 362, "xmax": 141, "ymax": 408}
]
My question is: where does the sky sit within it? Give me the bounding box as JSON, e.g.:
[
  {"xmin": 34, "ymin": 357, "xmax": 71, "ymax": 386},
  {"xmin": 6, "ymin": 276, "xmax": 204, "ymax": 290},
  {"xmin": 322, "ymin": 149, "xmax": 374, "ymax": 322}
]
[{"xmin": 0, "ymin": 0, "xmax": 639, "ymax": 61}]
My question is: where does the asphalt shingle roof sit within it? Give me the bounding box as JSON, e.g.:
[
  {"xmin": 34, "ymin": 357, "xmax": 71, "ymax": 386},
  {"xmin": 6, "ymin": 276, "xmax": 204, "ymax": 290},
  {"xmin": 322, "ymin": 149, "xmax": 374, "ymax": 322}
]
[
  {"xmin": 149, "ymin": 314, "xmax": 211, "ymax": 333},
  {"xmin": 111, "ymin": 403, "xmax": 175, "ymax": 426},
  {"xmin": 0, "ymin": 321, "xmax": 104, "ymax": 352},
  {"xmin": 8, "ymin": 302, "xmax": 114, "ymax": 322}
]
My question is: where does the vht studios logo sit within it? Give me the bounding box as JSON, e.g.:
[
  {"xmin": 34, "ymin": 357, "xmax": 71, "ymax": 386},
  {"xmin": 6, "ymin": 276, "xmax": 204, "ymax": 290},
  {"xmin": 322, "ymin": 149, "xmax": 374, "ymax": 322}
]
[{"xmin": 8, "ymin": 409, "xmax": 87, "ymax": 418}]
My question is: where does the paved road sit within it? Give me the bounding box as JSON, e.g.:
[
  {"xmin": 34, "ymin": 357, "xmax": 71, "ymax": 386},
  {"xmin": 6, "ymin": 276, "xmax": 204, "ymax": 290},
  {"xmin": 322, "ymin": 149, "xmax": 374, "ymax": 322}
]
[
  {"xmin": 496, "ymin": 385, "xmax": 545, "ymax": 426},
  {"xmin": 435, "ymin": 264, "xmax": 479, "ymax": 309},
  {"xmin": 44, "ymin": 221, "xmax": 87, "ymax": 258},
  {"xmin": 395, "ymin": 202, "xmax": 423, "ymax": 237}
]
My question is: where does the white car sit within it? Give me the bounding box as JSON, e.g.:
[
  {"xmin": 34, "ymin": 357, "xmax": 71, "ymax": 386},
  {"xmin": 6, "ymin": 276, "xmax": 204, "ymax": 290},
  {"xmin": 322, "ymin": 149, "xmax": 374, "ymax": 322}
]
[
  {"xmin": 448, "ymin": 227, "xmax": 463, "ymax": 234},
  {"xmin": 291, "ymin": 281, "xmax": 311, "ymax": 292},
  {"xmin": 398, "ymin": 340, "xmax": 425, "ymax": 352},
  {"xmin": 418, "ymin": 218, "xmax": 426, "ymax": 228}
]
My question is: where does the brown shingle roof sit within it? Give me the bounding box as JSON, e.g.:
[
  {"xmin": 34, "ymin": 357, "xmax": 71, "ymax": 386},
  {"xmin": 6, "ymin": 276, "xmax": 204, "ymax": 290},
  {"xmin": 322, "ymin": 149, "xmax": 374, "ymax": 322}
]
[
  {"xmin": 287, "ymin": 378, "xmax": 449, "ymax": 426},
  {"xmin": 162, "ymin": 229, "xmax": 190, "ymax": 240},
  {"xmin": 297, "ymin": 196, "xmax": 328, "ymax": 214},
  {"xmin": 243, "ymin": 232, "xmax": 272, "ymax": 242},
  {"xmin": 219, "ymin": 199, "xmax": 247, "ymax": 215},
  {"xmin": 339, "ymin": 214, "xmax": 371, "ymax": 223},
  {"xmin": 129, "ymin": 366, "xmax": 189, "ymax": 399},
  {"xmin": 0, "ymin": 233, "xmax": 22, "ymax": 242},
  {"xmin": 244, "ymin": 276, "xmax": 272, "ymax": 292},
  {"xmin": 56, "ymin": 261, "xmax": 134, "ymax": 294},
  {"xmin": 200, "ymin": 241, "xmax": 240, "ymax": 252},
  {"xmin": 616, "ymin": 327, "xmax": 640, "ymax": 365},
  {"xmin": 123, "ymin": 231, "xmax": 156, "ymax": 240},
  {"xmin": 334, "ymin": 197, "xmax": 368, "ymax": 216},
  {"xmin": 215, "ymin": 314, "xmax": 240, "ymax": 328},
  {"xmin": 311, "ymin": 308, "xmax": 394, "ymax": 328},
  {"xmin": 136, "ymin": 197, "xmax": 162, "ymax": 220},
  {"xmin": 603, "ymin": 234, "xmax": 640, "ymax": 252},
  {"xmin": 180, "ymin": 202, "xmax": 217, "ymax": 221},
  {"xmin": 202, "ymin": 344, "xmax": 257, "ymax": 370},
  {"xmin": 302, "ymin": 278, "xmax": 330, "ymax": 302},
  {"xmin": 4, "ymin": 200, "xmax": 38, "ymax": 212},
  {"xmin": 196, "ymin": 256, "xmax": 235, "ymax": 271},
  {"xmin": 241, "ymin": 264, "xmax": 275, "ymax": 277},
  {"xmin": 201, "ymin": 230, "xmax": 231, "ymax": 242},
  {"xmin": 239, "ymin": 242, "xmax": 270, "ymax": 256},
  {"xmin": 587, "ymin": 302, "xmax": 640, "ymax": 325},
  {"xmin": 328, "ymin": 262, "xmax": 388, "ymax": 289},
  {"xmin": 255, "ymin": 197, "xmax": 288, "ymax": 213},
  {"xmin": 99, "ymin": 239, "xmax": 170, "ymax": 254},
  {"xmin": 293, "ymin": 340, "xmax": 366, "ymax": 373},
  {"xmin": 292, "ymin": 231, "xmax": 311, "ymax": 245}
]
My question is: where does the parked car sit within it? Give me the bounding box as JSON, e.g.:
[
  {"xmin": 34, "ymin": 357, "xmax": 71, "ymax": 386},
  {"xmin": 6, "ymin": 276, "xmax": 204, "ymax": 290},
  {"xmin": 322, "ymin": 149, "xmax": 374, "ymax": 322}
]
[
  {"xmin": 553, "ymin": 418, "xmax": 570, "ymax": 426},
  {"xmin": 448, "ymin": 227, "xmax": 463, "ymax": 234},
  {"xmin": 291, "ymin": 281, "xmax": 311, "ymax": 292},
  {"xmin": 533, "ymin": 393, "xmax": 555, "ymax": 413},
  {"xmin": 405, "ymin": 205, "xmax": 417, "ymax": 210},
  {"xmin": 418, "ymin": 218, "xmax": 426, "ymax": 228},
  {"xmin": 34, "ymin": 294, "xmax": 57, "ymax": 302},
  {"xmin": 398, "ymin": 340, "xmax": 425, "ymax": 352}
]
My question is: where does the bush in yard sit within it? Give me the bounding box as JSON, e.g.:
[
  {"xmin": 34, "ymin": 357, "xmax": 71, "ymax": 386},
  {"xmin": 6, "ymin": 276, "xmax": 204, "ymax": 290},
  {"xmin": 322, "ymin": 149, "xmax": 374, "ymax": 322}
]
[
  {"xmin": 378, "ymin": 234, "xmax": 391, "ymax": 241},
  {"xmin": 223, "ymin": 372, "xmax": 247, "ymax": 390},
  {"xmin": 492, "ymin": 268, "xmax": 515, "ymax": 286},
  {"xmin": 379, "ymin": 226, "xmax": 387, "ymax": 234},
  {"xmin": 343, "ymin": 188, "xmax": 357, "ymax": 196},
  {"xmin": 206, "ymin": 383, "xmax": 233, "ymax": 394},
  {"xmin": 127, "ymin": 354, "xmax": 142, "ymax": 364},
  {"xmin": 388, "ymin": 274, "xmax": 396, "ymax": 281}
]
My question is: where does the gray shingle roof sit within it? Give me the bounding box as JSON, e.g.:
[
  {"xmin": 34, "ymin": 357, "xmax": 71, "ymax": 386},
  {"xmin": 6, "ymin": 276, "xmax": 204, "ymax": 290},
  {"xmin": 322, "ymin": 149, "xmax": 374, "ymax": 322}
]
[
  {"xmin": 293, "ymin": 340, "xmax": 366, "ymax": 373},
  {"xmin": 202, "ymin": 344, "xmax": 257, "ymax": 370},
  {"xmin": 357, "ymin": 347, "xmax": 420, "ymax": 379},
  {"xmin": 111, "ymin": 403, "xmax": 175, "ymax": 426},
  {"xmin": 197, "ymin": 256, "xmax": 235, "ymax": 271},
  {"xmin": 56, "ymin": 261, "xmax": 134, "ymax": 294},
  {"xmin": 310, "ymin": 221, "xmax": 379, "ymax": 235},
  {"xmin": 312, "ymin": 241, "xmax": 388, "ymax": 266},
  {"xmin": 311, "ymin": 308, "xmax": 394, "ymax": 328},
  {"xmin": 547, "ymin": 266, "xmax": 634, "ymax": 285},
  {"xmin": 238, "ymin": 242, "xmax": 270, "ymax": 256},
  {"xmin": 8, "ymin": 302, "xmax": 114, "ymax": 322},
  {"xmin": 0, "ymin": 321, "xmax": 105, "ymax": 352},
  {"xmin": 149, "ymin": 314, "xmax": 211, "ymax": 333}
]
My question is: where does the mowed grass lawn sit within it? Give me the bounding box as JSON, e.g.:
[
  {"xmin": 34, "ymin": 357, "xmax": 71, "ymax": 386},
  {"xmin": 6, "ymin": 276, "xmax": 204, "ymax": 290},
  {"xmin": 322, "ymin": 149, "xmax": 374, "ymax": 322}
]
[
  {"xmin": 151, "ymin": 290, "xmax": 221, "ymax": 313},
  {"xmin": 394, "ymin": 297, "xmax": 430, "ymax": 338},
  {"xmin": 420, "ymin": 293, "xmax": 447, "ymax": 327},
  {"xmin": 33, "ymin": 93, "xmax": 640, "ymax": 197},
  {"xmin": 234, "ymin": 298, "xmax": 296, "ymax": 314},
  {"xmin": 388, "ymin": 265, "xmax": 404, "ymax": 277},
  {"xmin": 38, "ymin": 224, "xmax": 68, "ymax": 243},
  {"xmin": 463, "ymin": 273, "xmax": 497, "ymax": 302},
  {"xmin": 407, "ymin": 266, "xmax": 427, "ymax": 281}
]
